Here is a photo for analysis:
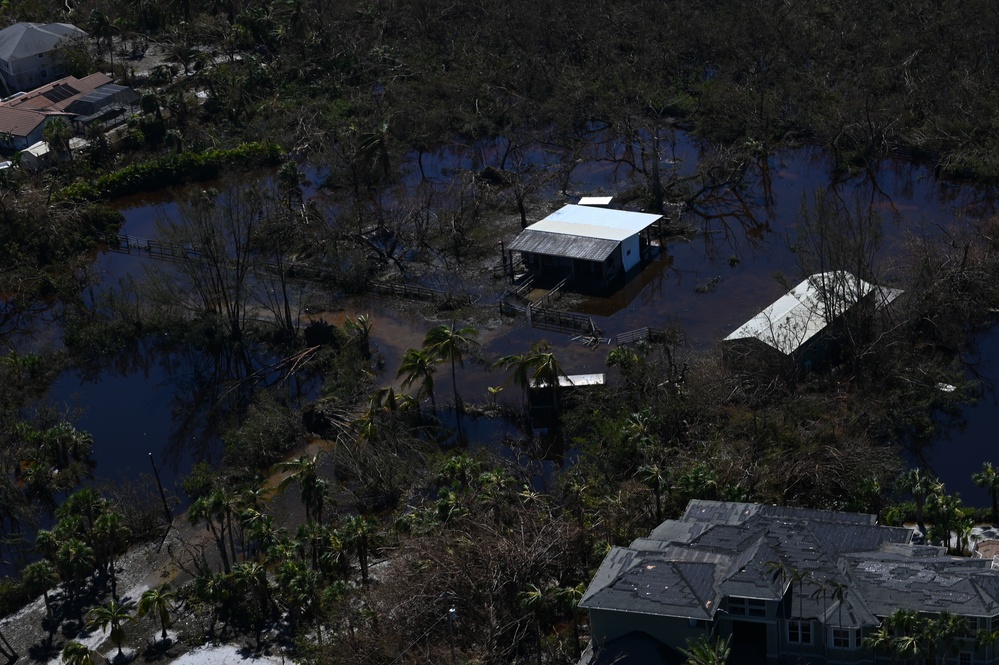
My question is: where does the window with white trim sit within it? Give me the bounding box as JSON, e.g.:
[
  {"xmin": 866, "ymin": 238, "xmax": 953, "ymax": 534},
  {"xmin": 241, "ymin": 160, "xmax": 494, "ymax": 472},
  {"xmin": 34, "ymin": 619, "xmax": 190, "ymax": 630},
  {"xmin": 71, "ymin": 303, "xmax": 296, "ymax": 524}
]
[
  {"xmin": 830, "ymin": 627, "xmax": 861, "ymax": 649},
  {"xmin": 788, "ymin": 620, "xmax": 812, "ymax": 644}
]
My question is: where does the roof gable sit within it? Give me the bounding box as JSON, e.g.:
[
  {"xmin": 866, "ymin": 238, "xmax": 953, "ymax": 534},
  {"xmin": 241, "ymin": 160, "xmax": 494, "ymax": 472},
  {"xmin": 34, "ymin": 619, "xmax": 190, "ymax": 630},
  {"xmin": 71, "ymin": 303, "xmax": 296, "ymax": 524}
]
[{"xmin": 0, "ymin": 22, "xmax": 85, "ymax": 61}]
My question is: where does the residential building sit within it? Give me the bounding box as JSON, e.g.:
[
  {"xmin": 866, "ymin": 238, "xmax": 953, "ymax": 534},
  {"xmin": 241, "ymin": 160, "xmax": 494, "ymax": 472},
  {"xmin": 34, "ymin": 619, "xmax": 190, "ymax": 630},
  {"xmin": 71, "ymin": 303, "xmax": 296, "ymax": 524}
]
[
  {"xmin": 0, "ymin": 22, "xmax": 86, "ymax": 93},
  {"xmin": 580, "ymin": 500, "xmax": 999, "ymax": 665},
  {"xmin": 0, "ymin": 72, "xmax": 138, "ymax": 155},
  {"xmin": 507, "ymin": 204, "xmax": 663, "ymax": 293}
]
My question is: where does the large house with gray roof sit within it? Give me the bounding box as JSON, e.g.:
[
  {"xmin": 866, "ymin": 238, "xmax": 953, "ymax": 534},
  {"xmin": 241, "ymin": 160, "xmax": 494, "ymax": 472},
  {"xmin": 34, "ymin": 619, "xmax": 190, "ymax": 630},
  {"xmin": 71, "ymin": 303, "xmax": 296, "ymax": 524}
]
[
  {"xmin": 580, "ymin": 500, "xmax": 999, "ymax": 665},
  {"xmin": 0, "ymin": 22, "xmax": 86, "ymax": 94}
]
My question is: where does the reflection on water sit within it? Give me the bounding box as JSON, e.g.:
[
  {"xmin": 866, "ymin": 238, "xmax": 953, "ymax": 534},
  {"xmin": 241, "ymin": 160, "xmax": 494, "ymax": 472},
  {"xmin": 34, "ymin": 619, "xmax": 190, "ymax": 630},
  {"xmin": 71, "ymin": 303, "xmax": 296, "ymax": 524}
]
[
  {"xmin": 21, "ymin": 132, "xmax": 999, "ymax": 500},
  {"xmin": 917, "ymin": 329, "xmax": 999, "ymax": 506}
]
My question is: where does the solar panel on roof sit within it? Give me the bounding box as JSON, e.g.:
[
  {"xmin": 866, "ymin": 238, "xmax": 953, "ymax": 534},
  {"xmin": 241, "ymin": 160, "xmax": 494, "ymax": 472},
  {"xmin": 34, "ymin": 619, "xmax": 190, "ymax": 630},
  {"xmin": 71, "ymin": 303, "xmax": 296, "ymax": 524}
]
[{"xmin": 41, "ymin": 84, "xmax": 77, "ymax": 103}]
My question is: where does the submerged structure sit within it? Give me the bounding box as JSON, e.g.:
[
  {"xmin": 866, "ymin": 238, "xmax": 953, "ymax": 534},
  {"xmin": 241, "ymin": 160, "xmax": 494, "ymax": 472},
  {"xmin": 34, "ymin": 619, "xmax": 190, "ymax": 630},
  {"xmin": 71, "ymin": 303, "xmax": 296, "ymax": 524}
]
[
  {"xmin": 507, "ymin": 204, "xmax": 663, "ymax": 293},
  {"xmin": 722, "ymin": 271, "xmax": 902, "ymax": 373}
]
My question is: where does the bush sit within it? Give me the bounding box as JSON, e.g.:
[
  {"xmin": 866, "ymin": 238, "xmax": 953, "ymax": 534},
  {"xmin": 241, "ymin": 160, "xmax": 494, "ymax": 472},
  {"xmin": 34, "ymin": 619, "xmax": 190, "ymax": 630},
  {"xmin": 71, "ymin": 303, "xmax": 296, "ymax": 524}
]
[{"xmin": 55, "ymin": 141, "xmax": 285, "ymax": 202}]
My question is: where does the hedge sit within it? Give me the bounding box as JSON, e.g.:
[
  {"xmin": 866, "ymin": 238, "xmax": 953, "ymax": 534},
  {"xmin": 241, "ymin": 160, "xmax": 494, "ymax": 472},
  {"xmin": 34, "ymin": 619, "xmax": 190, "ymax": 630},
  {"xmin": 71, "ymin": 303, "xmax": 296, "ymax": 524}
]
[{"xmin": 55, "ymin": 141, "xmax": 285, "ymax": 202}]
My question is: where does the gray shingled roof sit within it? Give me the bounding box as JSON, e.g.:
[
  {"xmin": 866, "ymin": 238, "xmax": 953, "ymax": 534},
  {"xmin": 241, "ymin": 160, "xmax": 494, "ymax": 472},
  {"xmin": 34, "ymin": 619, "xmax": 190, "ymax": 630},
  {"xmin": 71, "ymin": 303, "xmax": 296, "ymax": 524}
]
[
  {"xmin": 582, "ymin": 500, "xmax": 937, "ymax": 627},
  {"xmin": 0, "ymin": 23, "xmax": 85, "ymax": 61}
]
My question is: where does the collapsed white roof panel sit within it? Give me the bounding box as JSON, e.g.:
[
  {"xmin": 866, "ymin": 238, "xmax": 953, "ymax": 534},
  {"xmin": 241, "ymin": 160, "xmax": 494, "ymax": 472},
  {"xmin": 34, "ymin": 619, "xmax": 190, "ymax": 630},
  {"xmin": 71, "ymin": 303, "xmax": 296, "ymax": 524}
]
[{"xmin": 724, "ymin": 272, "xmax": 889, "ymax": 355}]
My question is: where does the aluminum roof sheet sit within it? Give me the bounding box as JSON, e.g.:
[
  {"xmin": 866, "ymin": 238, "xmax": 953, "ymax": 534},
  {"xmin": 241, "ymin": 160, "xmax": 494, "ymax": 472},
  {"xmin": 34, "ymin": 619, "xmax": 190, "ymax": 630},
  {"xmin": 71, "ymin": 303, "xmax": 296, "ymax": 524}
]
[
  {"xmin": 723, "ymin": 272, "xmax": 883, "ymax": 355},
  {"xmin": 508, "ymin": 229, "xmax": 619, "ymax": 262},
  {"xmin": 528, "ymin": 204, "xmax": 662, "ymax": 241},
  {"xmin": 530, "ymin": 373, "xmax": 605, "ymax": 389},
  {"xmin": 578, "ymin": 196, "xmax": 613, "ymax": 206}
]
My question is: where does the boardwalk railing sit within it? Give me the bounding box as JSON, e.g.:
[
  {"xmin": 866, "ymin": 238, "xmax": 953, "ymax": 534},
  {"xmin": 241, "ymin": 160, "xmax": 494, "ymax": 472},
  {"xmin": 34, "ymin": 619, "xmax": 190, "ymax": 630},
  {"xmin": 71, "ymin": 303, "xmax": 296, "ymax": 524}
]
[
  {"xmin": 533, "ymin": 277, "xmax": 569, "ymax": 310},
  {"xmin": 617, "ymin": 326, "xmax": 672, "ymax": 346},
  {"xmin": 528, "ymin": 306, "xmax": 596, "ymax": 336}
]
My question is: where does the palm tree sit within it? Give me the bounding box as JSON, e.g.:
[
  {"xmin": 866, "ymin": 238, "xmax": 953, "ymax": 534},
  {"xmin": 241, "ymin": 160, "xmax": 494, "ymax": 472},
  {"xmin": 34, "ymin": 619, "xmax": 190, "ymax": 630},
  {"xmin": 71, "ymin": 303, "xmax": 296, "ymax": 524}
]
[
  {"xmin": 927, "ymin": 490, "xmax": 964, "ymax": 552},
  {"xmin": 973, "ymin": 462, "xmax": 999, "ymax": 525},
  {"xmin": 636, "ymin": 463, "xmax": 669, "ymax": 522},
  {"xmin": 22, "ymin": 560, "xmax": 58, "ymax": 618},
  {"xmin": 86, "ymin": 599, "xmax": 136, "ymax": 658},
  {"xmin": 424, "ymin": 323, "xmax": 479, "ymax": 435},
  {"xmin": 494, "ymin": 342, "xmax": 567, "ymax": 418},
  {"xmin": 975, "ymin": 626, "xmax": 999, "ymax": 665},
  {"xmin": 87, "ymin": 9, "xmax": 115, "ymax": 72},
  {"xmin": 680, "ymin": 634, "xmax": 731, "ymax": 665},
  {"xmin": 61, "ymin": 641, "xmax": 103, "ymax": 665},
  {"xmin": 42, "ymin": 117, "xmax": 73, "ymax": 163},
  {"xmin": 138, "ymin": 584, "xmax": 176, "ymax": 640},
  {"xmin": 397, "ymin": 348, "xmax": 437, "ymax": 411},
  {"xmin": 931, "ymin": 611, "xmax": 969, "ymax": 665},
  {"xmin": 555, "ymin": 583, "xmax": 586, "ymax": 660},
  {"xmin": 863, "ymin": 622, "xmax": 894, "ymax": 664},
  {"xmin": 94, "ymin": 511, "xmax": 130, "ymax": 600},
  {"xmin": 898, "ymin": 469, "xmax": 942, "ymax": 535},
  {"xmin": 343, "ymin": 515, "xmax": 378, "ymax": 584},
  {"xmin": 273, "ymin": 454, "xmax": 327, "ymax": 523},
  {"xmin": 519, "ymin": 583, "xmax": 546, "ymax": 665}
]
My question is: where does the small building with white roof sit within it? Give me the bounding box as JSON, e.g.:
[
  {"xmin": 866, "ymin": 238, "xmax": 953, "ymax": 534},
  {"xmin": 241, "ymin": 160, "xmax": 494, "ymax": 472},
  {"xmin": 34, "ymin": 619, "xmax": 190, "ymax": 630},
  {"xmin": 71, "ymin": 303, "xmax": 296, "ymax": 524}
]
[
  {"xmin": 723, "ymin": 271, "xmax": 902, "ymax": 372},
  {"xmin": 508, "ymin": 204, "xmax": 663, "ymax": 292}
]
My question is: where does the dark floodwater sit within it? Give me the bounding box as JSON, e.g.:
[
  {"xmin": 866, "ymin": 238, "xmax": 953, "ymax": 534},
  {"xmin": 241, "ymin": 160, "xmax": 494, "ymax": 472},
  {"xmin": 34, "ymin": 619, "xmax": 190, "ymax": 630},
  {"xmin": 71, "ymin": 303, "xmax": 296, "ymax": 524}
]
[{"xmin": 41, "ymin": 137, "xmax": 999, "ymax": 505}]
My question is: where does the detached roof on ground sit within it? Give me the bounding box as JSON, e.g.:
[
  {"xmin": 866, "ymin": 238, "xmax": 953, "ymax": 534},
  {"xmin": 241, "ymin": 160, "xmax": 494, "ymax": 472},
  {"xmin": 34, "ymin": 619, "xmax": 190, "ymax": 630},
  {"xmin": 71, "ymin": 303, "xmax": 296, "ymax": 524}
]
[
  {"xmin": 509, "ymin": 204, "xmax": 662, "ymax": 262},
  {"xmin": 0, "ymin": 22, "xmax": 84, "ymax": 61},
  {"xmin": 723, "ymin": 271, "xmax": 902, "ymax": 355}
]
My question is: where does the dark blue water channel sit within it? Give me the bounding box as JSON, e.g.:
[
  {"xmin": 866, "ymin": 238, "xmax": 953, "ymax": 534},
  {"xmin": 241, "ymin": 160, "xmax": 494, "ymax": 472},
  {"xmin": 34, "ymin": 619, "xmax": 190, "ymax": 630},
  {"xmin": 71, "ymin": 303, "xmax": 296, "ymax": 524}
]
[{"xmin": 40, "ymin": 136, "xmax": 999, "ymax": 506}]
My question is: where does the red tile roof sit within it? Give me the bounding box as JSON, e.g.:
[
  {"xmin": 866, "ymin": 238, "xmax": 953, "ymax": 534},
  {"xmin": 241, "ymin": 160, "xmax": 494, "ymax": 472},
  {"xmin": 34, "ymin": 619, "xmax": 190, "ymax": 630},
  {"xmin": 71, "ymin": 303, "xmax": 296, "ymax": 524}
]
[{"xmin": 3, "ymin": 73, "xmax": 112, "ymax": 112}]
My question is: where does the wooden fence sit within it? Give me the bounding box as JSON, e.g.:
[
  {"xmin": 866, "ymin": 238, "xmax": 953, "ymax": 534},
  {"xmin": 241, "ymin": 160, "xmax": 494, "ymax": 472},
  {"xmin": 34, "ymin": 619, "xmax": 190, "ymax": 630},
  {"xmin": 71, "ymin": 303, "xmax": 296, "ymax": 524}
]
[
  {"xmin": 616, "ymin": 326, "xmax": 672, "ymax": 346},
  {"xmin": 528, "ymin": 306, "xmax": 596, "ymax": 336}
]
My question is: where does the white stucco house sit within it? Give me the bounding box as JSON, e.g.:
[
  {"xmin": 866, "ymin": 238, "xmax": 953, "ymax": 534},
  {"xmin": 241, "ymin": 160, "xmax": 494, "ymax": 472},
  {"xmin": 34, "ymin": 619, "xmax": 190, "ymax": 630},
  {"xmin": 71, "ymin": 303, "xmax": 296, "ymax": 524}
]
[{"xmin": 0, "ymin": 22, "xmax": 86, "ymax": 94}]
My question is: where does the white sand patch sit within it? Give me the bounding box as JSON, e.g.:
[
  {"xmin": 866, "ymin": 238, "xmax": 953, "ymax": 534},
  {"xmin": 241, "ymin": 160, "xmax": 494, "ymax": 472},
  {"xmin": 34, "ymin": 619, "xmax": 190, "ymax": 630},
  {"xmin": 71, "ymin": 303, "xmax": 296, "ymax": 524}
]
[{"xmin": 170, "ymin": 644, "xmax": 288, "ymax": 665}]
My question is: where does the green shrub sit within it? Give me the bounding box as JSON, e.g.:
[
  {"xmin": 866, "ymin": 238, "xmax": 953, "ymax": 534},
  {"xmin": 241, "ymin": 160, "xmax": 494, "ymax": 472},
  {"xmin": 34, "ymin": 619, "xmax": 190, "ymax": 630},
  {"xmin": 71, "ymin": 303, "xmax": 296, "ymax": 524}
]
[{"xmin": 55, "ymin": 141, "xmax": 285, "ymax": 202}]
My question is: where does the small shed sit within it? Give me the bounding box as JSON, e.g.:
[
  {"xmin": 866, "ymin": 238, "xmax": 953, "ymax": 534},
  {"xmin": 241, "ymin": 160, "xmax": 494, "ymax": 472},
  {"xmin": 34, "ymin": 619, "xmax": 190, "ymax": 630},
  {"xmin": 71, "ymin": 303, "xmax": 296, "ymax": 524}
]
[
  {"xmin": 508, "ymin": 205, "xmax": 662, "ymax": 292},
  {"xmin": 528, "ymin": 373, "xmax": 605, "ymax": 427},
  {"xmin": 19, "ymin": 139, "xmax": 49, "ymax": 170},
  {"xmin": 722, "ymin": 271, "xmax": 902, "ymax": 373}
]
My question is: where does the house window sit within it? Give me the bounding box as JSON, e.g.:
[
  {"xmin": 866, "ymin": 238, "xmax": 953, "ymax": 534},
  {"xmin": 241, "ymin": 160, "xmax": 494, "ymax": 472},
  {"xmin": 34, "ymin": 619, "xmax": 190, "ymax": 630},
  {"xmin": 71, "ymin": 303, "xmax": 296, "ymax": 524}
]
[
  {"xmin": 831, "ymin": 627, "xmax": 860, "ymax": 649},
  {"xmin": 729, "ymin": 597, "xmax": 767, "ymax": 618},
  {"xmin": 788, "ymin": 620, "xmax": 812, "ymax": 644},
  {"xmin": 959, "ymin": 653, "xmax": 972, "ymax": 665}
]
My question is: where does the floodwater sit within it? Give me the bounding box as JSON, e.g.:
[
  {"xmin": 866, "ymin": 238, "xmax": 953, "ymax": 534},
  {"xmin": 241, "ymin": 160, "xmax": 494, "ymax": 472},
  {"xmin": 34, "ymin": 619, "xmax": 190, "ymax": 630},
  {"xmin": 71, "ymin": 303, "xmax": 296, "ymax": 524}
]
[{"xmin": 41, "ymin": 134, "xmax": 999, "ymax": 506}]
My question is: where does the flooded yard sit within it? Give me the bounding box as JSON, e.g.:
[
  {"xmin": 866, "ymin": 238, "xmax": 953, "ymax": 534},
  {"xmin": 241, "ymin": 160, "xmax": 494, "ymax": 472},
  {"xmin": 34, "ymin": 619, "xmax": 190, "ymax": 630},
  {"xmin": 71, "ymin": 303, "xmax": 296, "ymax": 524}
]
[{"xmin": 42, "ymin": 134, "xmax": 999, "ymax": 505}]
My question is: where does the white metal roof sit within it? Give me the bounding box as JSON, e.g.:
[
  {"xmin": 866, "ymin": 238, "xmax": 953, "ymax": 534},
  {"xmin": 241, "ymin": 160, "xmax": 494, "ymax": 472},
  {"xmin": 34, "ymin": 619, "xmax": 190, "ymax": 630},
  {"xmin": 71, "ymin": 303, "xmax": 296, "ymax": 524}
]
[
  {"xmin": 723, "ymin": 272, "xmax": 897, "ymax": 355},
  {"xmin": 578, "ymin": 196, "xmax": 613, "ymax": 206},
  {"xmin": 530, "ymin": 373, "xmax": 605, "ymax": 389},
  {"xmin": 527, "ymin": 204, "xmax": 662, "ymax": 242}
]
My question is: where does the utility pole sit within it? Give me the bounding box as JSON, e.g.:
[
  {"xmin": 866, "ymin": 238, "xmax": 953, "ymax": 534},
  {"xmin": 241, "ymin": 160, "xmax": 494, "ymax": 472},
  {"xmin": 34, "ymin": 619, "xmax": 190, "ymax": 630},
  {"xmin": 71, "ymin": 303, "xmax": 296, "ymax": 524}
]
[
  {"xmin": 149, "ymin": 452, "xmax": 172, "ymax": 525},
  {"xmin": 447, "ymin": 605, "xmax": 457, "ymax": 665}
]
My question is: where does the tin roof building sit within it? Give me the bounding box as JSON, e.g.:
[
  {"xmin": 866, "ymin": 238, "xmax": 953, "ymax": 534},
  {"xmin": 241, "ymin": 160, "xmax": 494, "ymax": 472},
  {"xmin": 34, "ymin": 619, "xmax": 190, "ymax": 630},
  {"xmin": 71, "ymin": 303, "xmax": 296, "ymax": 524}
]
[{"xmin": 508, "ymin": 204, "xmax": 663, "ymax": 293}]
